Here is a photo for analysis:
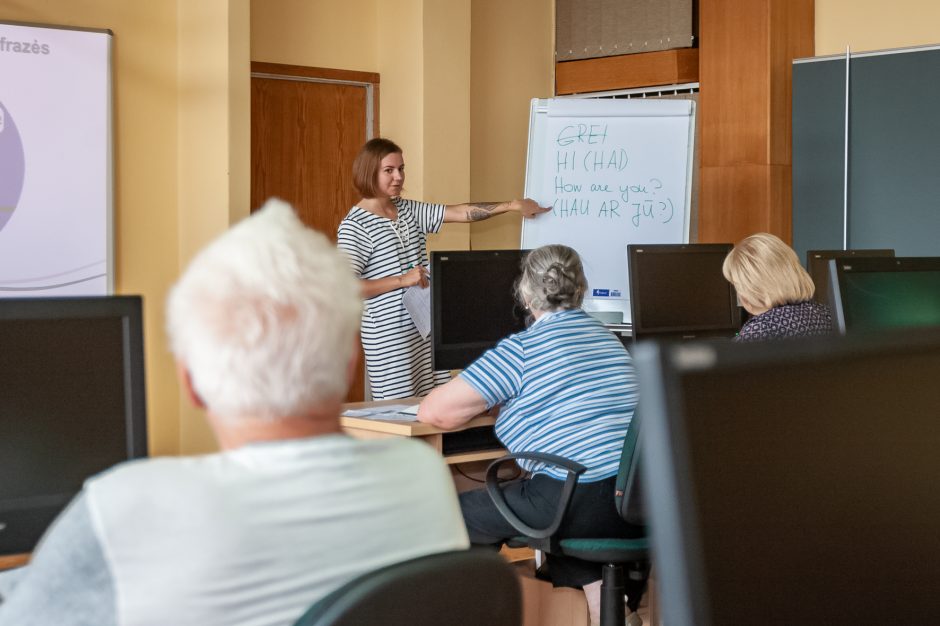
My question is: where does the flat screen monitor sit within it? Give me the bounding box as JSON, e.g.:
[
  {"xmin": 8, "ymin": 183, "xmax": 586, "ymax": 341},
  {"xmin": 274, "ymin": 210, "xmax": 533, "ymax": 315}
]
[
  {"xmin": 431, "ymin": 250, "xmax": 528, "ymax": 371},
  {"xmin": 829, "ymin": 256, "xmax": 940, "ymax": 334},
  {"xmin": 0, "ymin": 296, "xmax": 147, "ymax": 556},
  {"xmin": 627, "ymin": 244, "xmax": 740, "ymax": 340},
  {"xmin": 634, "ymin": 329, "xmax": 940, "ymax": 626},
  {"xmin": 805, "ymin": 248, "xmax": 895, "ymax": 306}
]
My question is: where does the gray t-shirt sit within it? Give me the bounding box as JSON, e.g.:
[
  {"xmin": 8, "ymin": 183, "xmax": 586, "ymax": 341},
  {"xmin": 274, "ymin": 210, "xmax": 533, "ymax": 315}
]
[
  {"xmin": 0, "ymin": 493, "xmax": 116, "ymax": 626},
  {"xmin": 1, "ymin": 435, "xmax": 468, "ymax": 626}
]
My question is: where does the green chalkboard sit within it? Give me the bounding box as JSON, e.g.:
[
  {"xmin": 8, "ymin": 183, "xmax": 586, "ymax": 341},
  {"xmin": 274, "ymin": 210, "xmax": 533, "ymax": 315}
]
[{"xmin": 792, "ymin": 46, "xmax": 940, "ymax": 263}]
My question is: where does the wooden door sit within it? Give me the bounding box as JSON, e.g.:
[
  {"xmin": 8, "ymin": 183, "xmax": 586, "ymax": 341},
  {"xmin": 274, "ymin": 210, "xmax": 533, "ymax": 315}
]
[{"xmin": 251, "ymin": 62, "xmax": 379, "ymax": 401}]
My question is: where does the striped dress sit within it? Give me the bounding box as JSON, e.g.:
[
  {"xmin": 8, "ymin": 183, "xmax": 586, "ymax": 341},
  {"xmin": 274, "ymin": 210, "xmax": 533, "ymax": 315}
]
[
  {"xmin": 337, "ymin": 198, "xmax": 451, "ymax": 399},
  {"xmin": 460, "ymin": 308, "xmax": 637, "ymax": 482}
]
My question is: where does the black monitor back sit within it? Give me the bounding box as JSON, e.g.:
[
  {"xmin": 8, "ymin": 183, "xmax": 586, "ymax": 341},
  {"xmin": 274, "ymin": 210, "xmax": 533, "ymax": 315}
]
[
  {"xmin": 829, "ymin": 256, "xmax": 940, "ymax": 334},
  {"xmin": 0, "ymin": 296, "xmax": 147, "ymax": 555},
  {"xmin": 634, "ymin": 329, "xmax": 940, "ymax": 626},
  {"xmin": 805, "ymin": 248, "xmax": 895, "ymax": 306},
  {"xmin": 431, "ymin": 250, "xmax": 528, "ymax": 371},
  {"xmin": 628, "ymin": 243, "xmax": 740, "ymax": 340}
]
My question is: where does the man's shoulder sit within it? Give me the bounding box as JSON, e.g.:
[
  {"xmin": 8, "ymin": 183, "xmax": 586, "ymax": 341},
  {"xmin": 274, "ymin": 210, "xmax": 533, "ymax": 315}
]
[
  {"xmin": 85, "ymin": 437, "xmax": 454, "ymax": 519},
  {"xmin": 346, "ymin": 436, "xmax": 449, "ymax": 474},
  {"xmin": 86, "ymin": 455, "xmax": 189, "ymax": 488}
]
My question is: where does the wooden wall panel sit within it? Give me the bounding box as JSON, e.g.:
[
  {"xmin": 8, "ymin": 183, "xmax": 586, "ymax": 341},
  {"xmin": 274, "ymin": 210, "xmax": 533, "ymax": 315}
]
[
  {"xmin": 700, "ymin": 164, "xmax": 792, "ymax": 244},
  {"xmin": 699, "ymin": 0, "xmax": 771, "ymax": 166},
  {"xmin": 556, "ymin": 48, "xmax": 699, "ymax": 95},
  {"xmin": 698, "ymin": 0, "xmax": 813, "ymax": 244}
]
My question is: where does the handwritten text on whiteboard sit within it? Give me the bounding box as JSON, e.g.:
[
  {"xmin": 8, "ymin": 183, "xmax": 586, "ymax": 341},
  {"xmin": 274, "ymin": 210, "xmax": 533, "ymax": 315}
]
[{"xmin": 549, "ymin": 123, "xmax": 675, "ymax": 229}]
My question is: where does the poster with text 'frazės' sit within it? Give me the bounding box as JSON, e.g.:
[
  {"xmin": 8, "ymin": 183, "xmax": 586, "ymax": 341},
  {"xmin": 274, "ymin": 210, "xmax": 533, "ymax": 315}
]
[
  {"xmin": 522, "ymin": 98, "xmax": 694, "ymax": 323},
  {"xmin": 0, "ymin": 21, "xmax": 112, "ymax": 296}
]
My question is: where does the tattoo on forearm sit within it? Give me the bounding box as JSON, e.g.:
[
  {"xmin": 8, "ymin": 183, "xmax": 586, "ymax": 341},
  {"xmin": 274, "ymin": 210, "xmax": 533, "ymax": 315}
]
[{"xmin": 466, "ymin": 202, "xmax": 501, "ymax": 222}]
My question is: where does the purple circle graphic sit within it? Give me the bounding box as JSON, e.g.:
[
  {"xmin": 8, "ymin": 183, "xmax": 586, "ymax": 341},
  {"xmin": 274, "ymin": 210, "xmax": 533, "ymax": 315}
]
[{"xmin": 0, "ymin": 101, "xmax": 26, "ymax": 233}]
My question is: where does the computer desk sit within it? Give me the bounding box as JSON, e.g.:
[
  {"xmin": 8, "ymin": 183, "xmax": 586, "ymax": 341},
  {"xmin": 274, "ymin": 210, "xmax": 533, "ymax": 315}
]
[
  {"xmin": 341, "ymin": 397, "xmax": 505, "ymax": 465},
  {"xmin": 0, "ymin": 554, "xmax": 27, "ymax": 570}
]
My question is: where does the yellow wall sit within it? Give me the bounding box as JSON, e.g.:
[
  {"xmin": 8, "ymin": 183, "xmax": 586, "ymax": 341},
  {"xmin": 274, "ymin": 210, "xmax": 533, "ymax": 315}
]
[
  {"xmin": 0, "ymin": 0, "xmax": 553, "ymax": 455},
  {"xmin": 249, "ymin": 1, "xmax": 556, "ymax": 256},
  {"xmin": 176, "ymin": 0, "xmax": 251, "ymax": 454},
  {"xmin": 374, "ymin": 1, "xmax": 428, "ymax": 206},
  {"xmin": 469, "ymin": 0, "xmax": 555, "ymax": 250},
  {"xmin": 422, "ymin": 0, "xmax": 472, "ymax": 251},
  {"xmin": 816, "ymin": 0, "xmax": 940, "ymax": 55},
  {"xmin": 250, "ymin": 0, "xmax": 378, "ymax": 72},
  {"xmin": 0, "ymin": 0, "xmax": 250, "ymax": 456},
  {"xmin": 250, "ymin": 0, "xmax": 473, "ymax": 251},
  {"xmin": 1, "ymin": 0, "xmax": 182, "ymax": 456}
]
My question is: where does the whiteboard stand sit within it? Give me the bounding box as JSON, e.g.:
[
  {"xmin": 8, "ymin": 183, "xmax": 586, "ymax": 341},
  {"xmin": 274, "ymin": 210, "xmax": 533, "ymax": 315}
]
[{"xmin": 521, "ymin": 97, "xmax": 695, "ymax": 324}]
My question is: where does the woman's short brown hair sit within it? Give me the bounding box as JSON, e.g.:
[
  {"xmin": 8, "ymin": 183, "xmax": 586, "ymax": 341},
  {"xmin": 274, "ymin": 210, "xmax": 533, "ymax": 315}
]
[
  {"xmin": 722, "ymin": 232, "xmax": 815, "ymax": 310},
  {"xmin": 352, "ymin": 138, "xmax": 402, "ymax": 199}
]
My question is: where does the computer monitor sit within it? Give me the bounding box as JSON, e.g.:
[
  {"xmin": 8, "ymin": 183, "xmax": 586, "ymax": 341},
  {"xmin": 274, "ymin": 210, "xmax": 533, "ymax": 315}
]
[
  {"xmin": 805, "ymin": 248, "xmax": 895, "ymax": 306},
  {"xmin": 0, "ymin": 296, "xmax": 147, "ymax": 555},
  {"xmin": 634, "ymin": 329, "xmax": 940, "ymax": 626},
  {"xmin": 627, "ymin": 244, "xmax": 741, "ymax": 340},
  {"xmin": 829, "ymin": 256, "xmax": 940, "ymax": 334},
  {"xmin": 431, "ymin": 250, "xmax": 528, "ymax": 371}
]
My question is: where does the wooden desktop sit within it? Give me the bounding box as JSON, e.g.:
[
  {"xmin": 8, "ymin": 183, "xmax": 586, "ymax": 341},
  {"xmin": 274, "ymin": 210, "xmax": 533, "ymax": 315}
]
[
  {"xmin": 341, "ymin": 397, "xmax": 505, "ymax": 465},
  {"xmin": 0, "ymin": 553, "xmax": 28, "ymax": 570}
]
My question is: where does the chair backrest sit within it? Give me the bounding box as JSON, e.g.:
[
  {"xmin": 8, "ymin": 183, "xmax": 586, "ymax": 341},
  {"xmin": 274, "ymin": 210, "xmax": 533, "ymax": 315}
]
[
  {"xmin": 614, "ymin": 409, "xmax": 645, "ymax": 526},
  {"xmin": 292, "ymin": 549, "xmax": 522, "ymax": 626}
]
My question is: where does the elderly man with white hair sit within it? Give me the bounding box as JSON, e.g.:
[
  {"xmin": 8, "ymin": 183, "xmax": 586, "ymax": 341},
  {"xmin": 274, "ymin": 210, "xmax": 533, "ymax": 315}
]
[{"xmin": 0, "ymin": 199, "xmax": 469, "ymax": 626}]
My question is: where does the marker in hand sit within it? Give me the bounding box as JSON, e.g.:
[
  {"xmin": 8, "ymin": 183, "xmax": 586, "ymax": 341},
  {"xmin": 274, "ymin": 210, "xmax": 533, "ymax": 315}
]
[{"xmin": 404, "ymin": 263, "xmax": 429, "ymax": 289}]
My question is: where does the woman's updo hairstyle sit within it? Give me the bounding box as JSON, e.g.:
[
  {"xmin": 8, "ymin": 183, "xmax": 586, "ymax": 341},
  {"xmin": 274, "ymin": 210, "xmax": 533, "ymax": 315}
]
[{"xmin": 516, "ymin": 244, "xmax": 588, "ymax": 313}]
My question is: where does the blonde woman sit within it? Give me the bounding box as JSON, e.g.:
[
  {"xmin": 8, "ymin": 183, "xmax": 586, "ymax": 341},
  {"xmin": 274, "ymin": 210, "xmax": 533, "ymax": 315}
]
[{"xmin": 722, "ymin": 233, "xmax": 832, "ymax": 341}]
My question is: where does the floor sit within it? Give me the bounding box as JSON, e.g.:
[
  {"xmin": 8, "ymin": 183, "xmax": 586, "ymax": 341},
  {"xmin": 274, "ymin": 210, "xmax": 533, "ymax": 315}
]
[{"xmin": 512, "ymin": 556, "xmax": 659, "ymax": 626}]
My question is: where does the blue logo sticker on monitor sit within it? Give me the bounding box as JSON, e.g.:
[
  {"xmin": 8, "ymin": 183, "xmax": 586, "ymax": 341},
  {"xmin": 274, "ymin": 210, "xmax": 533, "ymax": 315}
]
[
  {"xmin": 592, "ymin": 289, "xmax": 610, "ymax": 297},
  {"xmin": 611, "ymin": 290, "xmax": 622, "ymax": 297}
]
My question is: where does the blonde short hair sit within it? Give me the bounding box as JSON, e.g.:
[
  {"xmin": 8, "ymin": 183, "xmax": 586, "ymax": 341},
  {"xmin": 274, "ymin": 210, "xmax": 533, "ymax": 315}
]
[{"xmin": 722, "ymin": 233, "xmax": 815, "ymax": 310}]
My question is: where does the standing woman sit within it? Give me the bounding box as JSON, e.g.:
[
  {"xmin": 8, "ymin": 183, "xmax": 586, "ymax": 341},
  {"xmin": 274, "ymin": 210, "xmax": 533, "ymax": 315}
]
[{"xmin": 337, "ymin": 138, "xmax": 548, "ymax": 400}]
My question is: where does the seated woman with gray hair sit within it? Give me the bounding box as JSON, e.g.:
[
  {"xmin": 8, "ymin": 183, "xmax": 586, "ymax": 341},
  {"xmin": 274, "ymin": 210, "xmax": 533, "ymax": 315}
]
[
  {"xmin": 418, "ymin": 244, "xmax": 641, "ymax": 624},
  {"xmin": 722, "ymin": 232, "xmax": 832, "ymax": 341}
]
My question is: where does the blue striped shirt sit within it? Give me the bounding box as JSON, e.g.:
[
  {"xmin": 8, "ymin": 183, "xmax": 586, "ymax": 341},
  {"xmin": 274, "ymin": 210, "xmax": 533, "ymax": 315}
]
[{"xmin": 460, "ymin": 308, "xmax": 637, "ymax": 482}]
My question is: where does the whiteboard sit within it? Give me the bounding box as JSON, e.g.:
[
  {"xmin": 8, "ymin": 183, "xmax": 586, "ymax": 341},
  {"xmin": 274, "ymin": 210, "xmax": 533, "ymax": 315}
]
[
  {"xmin": 521, "ymin": 98, "xmax": 694, "ymax": 323},
  {"xmin": 0, "ymin": 21, "xmax": 113, "ymax": 296}
]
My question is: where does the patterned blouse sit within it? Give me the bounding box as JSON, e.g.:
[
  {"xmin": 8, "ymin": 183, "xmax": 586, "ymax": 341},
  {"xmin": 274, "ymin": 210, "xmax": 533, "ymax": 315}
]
[{"xmin": 736, "ymin": 300, "xmax": 833, "ymax": 342}]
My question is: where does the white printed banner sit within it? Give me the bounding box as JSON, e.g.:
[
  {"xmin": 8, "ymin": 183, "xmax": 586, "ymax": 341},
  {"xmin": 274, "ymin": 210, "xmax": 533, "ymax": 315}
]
[{"xmin": 0, "ymin": 22, "xmax": 112, "ymax": 296}]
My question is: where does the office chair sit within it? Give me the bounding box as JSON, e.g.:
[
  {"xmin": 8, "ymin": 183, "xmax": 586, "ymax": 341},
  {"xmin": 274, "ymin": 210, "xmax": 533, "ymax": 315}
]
[
  {"xmin": 291, "ymin": 549, "xmax": 521, "ymax": 626},
  {"xmin": 485, "ymin": 413, "xmax": 650, "ymax": 626}
]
